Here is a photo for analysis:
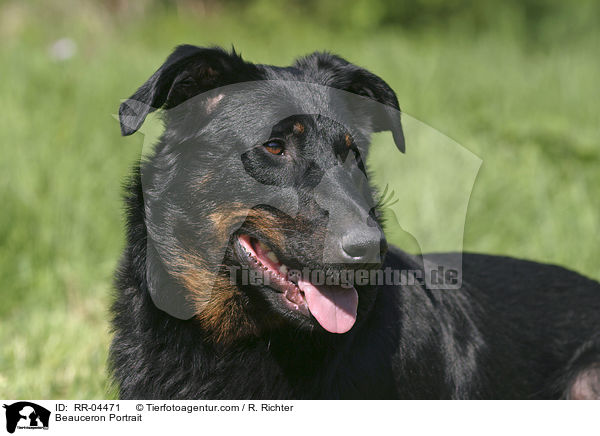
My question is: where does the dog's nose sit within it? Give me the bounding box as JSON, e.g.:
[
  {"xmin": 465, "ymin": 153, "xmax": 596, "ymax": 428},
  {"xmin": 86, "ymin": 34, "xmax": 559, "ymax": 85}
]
[{"xmin": 341, "ymin": 229, "xmax": 384, "ymax": 264}]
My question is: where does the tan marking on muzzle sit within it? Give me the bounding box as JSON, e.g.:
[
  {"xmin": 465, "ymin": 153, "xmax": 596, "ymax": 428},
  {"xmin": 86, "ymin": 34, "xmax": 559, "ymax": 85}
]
[
  {"xmin": 166, "ymin": 206, "xmax": 287, "ymax": 344},
  {"xmin": 209, "ymin": 206, "xmax": 285, "ymax": 250},
  {"xmin": 170, "ymin": 250, "xmax": 258, "ymax": 344},
  {"xmin": 193, "ymin": 276, "xmax": 257, "ymax": 344}
]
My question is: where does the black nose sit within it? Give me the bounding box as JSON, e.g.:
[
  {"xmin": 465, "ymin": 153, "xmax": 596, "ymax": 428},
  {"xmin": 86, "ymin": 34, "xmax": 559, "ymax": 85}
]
[{"xmin": 341, "ymin": 228, "xmax": 384, "ymax": 264}]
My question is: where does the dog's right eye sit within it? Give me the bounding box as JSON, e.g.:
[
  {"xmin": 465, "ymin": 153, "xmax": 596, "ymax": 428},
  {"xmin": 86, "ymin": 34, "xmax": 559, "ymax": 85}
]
[{"xmin": 263, "ymin": 140, "xmax": 285, "ymax": 156}]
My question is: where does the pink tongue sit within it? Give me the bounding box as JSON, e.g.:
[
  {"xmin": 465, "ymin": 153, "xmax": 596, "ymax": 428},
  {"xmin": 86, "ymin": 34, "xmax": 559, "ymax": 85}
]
[{"xmin": 297, "ymin": 278, "xmax": 358, "ymax": 334}]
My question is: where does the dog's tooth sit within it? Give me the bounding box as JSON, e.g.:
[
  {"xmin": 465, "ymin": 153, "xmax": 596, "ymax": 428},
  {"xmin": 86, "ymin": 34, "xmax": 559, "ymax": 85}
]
[
  {"xmin": 279, "ymin": 264, "xmax": 288, "ymax": 275},
  {"xmin": 267, "ymin": 251, "xmax": 279, "ymax": 264}
]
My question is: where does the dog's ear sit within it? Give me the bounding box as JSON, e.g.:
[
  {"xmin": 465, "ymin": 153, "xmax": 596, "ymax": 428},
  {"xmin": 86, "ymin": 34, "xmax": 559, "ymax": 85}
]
[
  {"xmin": 119, "ymin": 45, "xmax": 258, "ymax": 136},
  {"xmin": 295, "ymin": 52, "xmax": 405, "ymax": 153}
]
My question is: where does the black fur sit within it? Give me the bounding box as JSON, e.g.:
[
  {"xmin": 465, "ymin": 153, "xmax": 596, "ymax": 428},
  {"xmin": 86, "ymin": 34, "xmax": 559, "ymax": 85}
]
[{"xmin": 110, "ymin": 45, "xmax": 600, "ymax": 399}]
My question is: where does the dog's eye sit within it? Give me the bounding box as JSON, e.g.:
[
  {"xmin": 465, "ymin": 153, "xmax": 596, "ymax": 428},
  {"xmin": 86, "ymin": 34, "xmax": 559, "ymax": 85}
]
[{"xmin": 263, "ymin": 140, "xmax": 285, "ymax": 156}]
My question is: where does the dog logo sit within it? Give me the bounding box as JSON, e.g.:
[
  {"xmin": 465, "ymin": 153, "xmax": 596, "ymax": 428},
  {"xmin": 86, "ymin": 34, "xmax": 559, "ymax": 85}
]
[{"xmin": 3, "ymin": 402, "xmax": 50, "ymax": 434}]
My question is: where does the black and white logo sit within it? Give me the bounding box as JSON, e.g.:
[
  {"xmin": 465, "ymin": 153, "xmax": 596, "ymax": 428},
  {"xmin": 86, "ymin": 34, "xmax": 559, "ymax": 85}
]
[{"xmin": 3, "ymin": 402, "xmax": 50, "ymax": 434}]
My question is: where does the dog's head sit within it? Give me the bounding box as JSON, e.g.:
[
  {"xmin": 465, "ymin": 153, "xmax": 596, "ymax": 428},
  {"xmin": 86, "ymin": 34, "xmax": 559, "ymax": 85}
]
[{"xmin": 120, "ymin": 45, "xmax": 404, "ymax": 343}]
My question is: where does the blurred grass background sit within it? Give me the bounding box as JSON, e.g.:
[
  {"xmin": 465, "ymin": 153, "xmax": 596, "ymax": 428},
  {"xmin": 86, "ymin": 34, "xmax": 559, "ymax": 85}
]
[{"xmin": 0, "ymin": 0, "xmax": 598, "ymax": 398}]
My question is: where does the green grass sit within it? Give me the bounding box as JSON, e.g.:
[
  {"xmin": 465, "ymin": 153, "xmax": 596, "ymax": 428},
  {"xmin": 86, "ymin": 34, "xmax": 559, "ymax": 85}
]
[{"xmin": 0, "ymin": 1, "xmax": 598, "ymax": 398}]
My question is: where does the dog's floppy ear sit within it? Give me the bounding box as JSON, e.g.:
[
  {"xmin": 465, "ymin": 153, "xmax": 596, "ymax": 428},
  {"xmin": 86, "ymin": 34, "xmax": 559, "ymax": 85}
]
[
  {"xmin": 295, "ymin": 52, "xmax": 405, "ymax": 153},
  {"xmin": 119, "ymin": 45, "xmax": 258, "ymax": 136}
]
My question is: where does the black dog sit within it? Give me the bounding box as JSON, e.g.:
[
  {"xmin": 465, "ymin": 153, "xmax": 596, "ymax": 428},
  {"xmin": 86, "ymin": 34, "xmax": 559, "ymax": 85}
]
[{"xmin": 110, "ymin": 45, "xmax": 600, "ymax": 399}]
